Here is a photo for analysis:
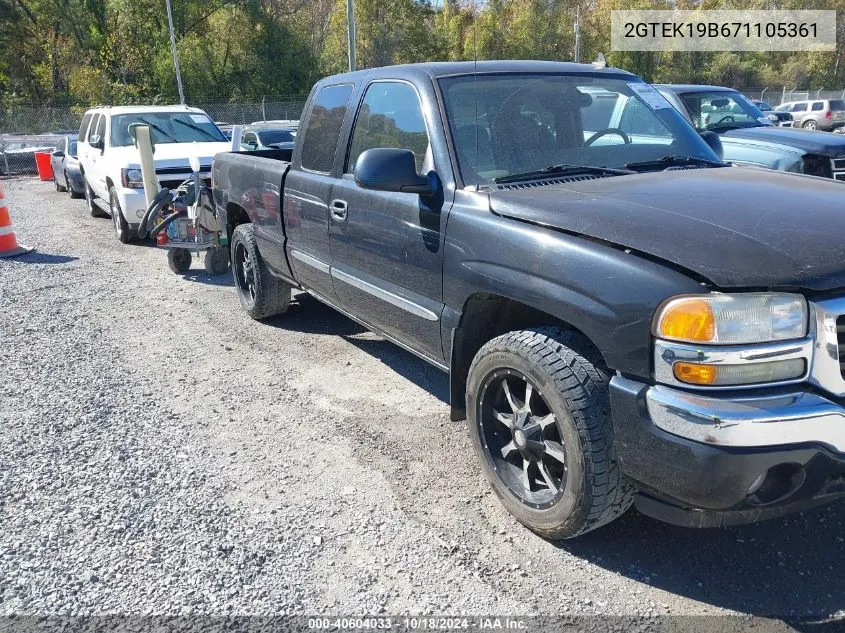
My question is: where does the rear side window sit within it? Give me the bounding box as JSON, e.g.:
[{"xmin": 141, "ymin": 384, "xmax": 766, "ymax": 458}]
[
  {"xmin": 793, "ymin": 103, "xmax": 807, "ymax": 112},
  {"xmin": 831, "ymin": 100, "xmax": 845, "ymax": 110},
  {"xmin": 300, "ymin": 84, "xmax": 354, "ymax": 172},
  {"xmin": 812, "ymin": 102, "xmax": 824, "ymax": 111},
  {"xmin": 78, "ymin": 112, "xmax": 93, "ymax": 142}
]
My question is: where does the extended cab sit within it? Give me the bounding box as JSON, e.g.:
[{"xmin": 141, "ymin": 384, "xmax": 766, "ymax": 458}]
[
  {"xmin": 77, "ymin": 105, "xmax": 231, "ymax": 243},
  {"xmin": 212, "ymin": 61, "xmax": 845, "ymax": 538}
]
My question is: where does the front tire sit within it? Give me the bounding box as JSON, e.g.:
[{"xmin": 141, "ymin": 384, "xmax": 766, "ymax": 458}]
[
  {"xmin": 109, "ymin": 184, "xmax": 132, "ymax": 244},
  {"xmin": 466, "ymin": 327, "xmax": 634, "ymax": 539},
  {"xmin": 231, "ymin": 223, "xmax": 290, "ymax": 319},
  {"xmin": 167, "ymin": 248, "xmax": 192, "ymax": 274},
  {"xmin": 85, "ymin": 177, "xmax": 107, "ymax": 218},
  {"xmin": 67, "ymin": 173, "xmax": 82, "ymax": 199}
]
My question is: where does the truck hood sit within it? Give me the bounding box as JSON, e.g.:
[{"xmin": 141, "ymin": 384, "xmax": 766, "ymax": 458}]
[
  {"xmin": 722, "ymin": 126, "xmax": 845, "ymax": 155},
  {"xmin": 489, "ymin": 167, "xmax": 845, "ymax": 291},
  {"xmin": 111, "ymin": 141, "xmax": 231, "ymax": 169}
]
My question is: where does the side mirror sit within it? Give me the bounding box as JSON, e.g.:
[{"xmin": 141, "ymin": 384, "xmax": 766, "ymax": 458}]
[
  {"xmin": 89, "ymin": 134, "xmax": 104, "ymax": 150},
  {"xmin": 700, "ymin": 130, "xmax": 724, "ymax": 161},
  {"xmin": 354, "ymin": 148, "xmax": 436, "ymax": 196},
  {"xmin": 52, "ymin": 150, "xmax": 64, "ymax": 158}
]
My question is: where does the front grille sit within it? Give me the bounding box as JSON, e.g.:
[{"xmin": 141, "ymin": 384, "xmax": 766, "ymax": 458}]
[
  {"xmin": 837, "ymin": 316, "xmax": 845, "ymax": 378},
  {"xmin": 160, "ymin": 176, "xmax": 210, "ymax": 190}
]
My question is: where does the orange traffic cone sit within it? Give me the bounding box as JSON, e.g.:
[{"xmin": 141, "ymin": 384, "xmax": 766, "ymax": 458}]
[{"xmin": 0, "ymin": 183, "xmax": 33, "ymax": 258}]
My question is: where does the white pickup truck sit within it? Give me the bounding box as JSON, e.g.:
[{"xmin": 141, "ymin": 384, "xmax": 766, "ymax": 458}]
[{"xmin": 76, "ymin": 105, "xmax": 231, "ymax": 243}]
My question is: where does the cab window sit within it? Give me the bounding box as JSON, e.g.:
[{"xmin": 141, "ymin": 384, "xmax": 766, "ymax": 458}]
[
  {"xmin": 346, "ymin": 81, "xmax": 431, "ymax": 174},
  {"xmin": 812, "ymin": 102, "xmax": 824, "ymax": 111}
]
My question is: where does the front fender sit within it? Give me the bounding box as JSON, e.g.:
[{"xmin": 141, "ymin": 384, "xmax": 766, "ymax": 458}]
[{"xmin": 443, "ymin": 203, "xmax": 706, "ymax": 380}]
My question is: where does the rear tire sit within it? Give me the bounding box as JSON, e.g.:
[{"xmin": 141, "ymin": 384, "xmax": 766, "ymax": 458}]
[
  {"xmin": 231, "ymin": 223, "xmax": 290, "ymax": 319},
  {"xmin": 466, "ymin": 327, "xmax": 634, "ymax": 539},
  {"xmin": 803, "ymin": 120, "xmax": 818, "ymax": 130},
  {"xmin": 167, "ymin": 248, "xmax": 192, "ymax": 274}
]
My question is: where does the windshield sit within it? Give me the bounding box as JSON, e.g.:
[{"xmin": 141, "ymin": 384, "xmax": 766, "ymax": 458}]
[
  {"xmin": 109, "ymin": 111, "xmax": 226, "ymax": 147},
  {"xmin": 438, "ymin": 73, "xmax": 719, "ymax": 185},
  {"xmin": 257, "ymin": 129, "xmax": 295, "ymax": 145},
  {"xmin": 679, "ymin": 91, "xmax": 770, "ymax": 132},
  {"xmin": 755, "ymin": 101, "xmax": 773, "ymax": 111}
]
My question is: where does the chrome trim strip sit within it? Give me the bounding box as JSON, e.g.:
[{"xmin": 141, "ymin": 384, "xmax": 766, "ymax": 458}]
[
  {"xmin": 331, "ymin": 268, "xmax": 439, "ymax": 322},
  {"xmin": 290, "ymin": 249, "xmax": 330, "ymax": 274},
  {"xmin": 285, "ymin": 191, "xmax": 328, "ymax": 208},
  {"xmin": 646, "ymin": 383, "xmax": 845, "ymax": 452},
  {"xmin": 304, "ymin": 289, "xmax": 449, "ymax": 371},
  {"xmin": 653, "ymin": 338, "xmax": 813, "ymax": 390},
  {"xmin": 809, "ymin": 297, "xmax": 845, "ymax": 397}
]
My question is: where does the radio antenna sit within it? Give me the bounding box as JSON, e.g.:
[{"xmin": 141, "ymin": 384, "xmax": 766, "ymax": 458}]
[{"xmin": 472, "ymin": 0, "xmax": 479, "ymax": 190}]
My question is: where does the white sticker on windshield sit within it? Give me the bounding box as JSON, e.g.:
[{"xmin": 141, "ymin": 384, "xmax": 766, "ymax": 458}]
[
  {"xmin": 190, "ymin": 114, "xmax": 209, "ymax": 123},
  {"xmin": 627, "ymin": 82, "xmax": 672, "ymax": 109}
]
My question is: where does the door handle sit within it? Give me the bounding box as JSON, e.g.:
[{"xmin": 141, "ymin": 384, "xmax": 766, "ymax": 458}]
[{"xmin": 330, "ymin": 199, "xmax": 348, "ymax": 222}]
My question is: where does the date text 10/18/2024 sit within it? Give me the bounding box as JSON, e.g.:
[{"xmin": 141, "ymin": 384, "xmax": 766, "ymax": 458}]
[{"xmin": 308, "ymin": 617, "xmax": 528, "ymax": 630}]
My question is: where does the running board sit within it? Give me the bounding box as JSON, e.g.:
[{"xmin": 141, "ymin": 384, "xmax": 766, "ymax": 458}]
[{"xmin": 93, "ymin": 198, "xmax": 111, "ymax": 214}]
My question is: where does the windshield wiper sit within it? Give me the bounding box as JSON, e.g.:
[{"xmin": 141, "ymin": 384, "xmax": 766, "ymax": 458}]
[
  {"xmin": 494, "ymin": 163, "xmax": 634, "ymax": 184},
  {"xmin": 171, "ymin": 118, "xmax": 223, "ymax": 142},
  {"xmin": 625, "ymin": 155, "xmax": 727, "ymax": 170},
  {"xmin": 136, "ymin": 117, "xmax": 178, "ymax": 143}
]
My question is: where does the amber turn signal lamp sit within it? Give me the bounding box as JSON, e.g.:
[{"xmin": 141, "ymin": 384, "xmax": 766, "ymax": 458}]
[
  {"xmin": 656, "ymin": 298, "xmax": 716, "ymax": 343},
  {"xmin": 673, "ymin": 362, "xmax": 717, "ymax": 385}
]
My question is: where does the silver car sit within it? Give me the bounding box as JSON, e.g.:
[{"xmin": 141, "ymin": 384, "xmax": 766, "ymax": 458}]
[{"xmin": 776, "ymin": 99, "xmax": 845, "ymax": 131}]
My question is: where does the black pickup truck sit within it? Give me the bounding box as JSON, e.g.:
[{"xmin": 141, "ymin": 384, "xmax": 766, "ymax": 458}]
[{"xmin": 211, "ymin": 60, "xmax": 845, "ymax": 539}]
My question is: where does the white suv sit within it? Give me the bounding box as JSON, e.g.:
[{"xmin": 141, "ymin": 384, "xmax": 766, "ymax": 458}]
[{"xmin": 77, "ymin": 105, "xmax": 231, "ymax": 243}]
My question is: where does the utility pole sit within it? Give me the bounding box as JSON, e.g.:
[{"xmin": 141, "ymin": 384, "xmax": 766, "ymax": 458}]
[
  {"xmin": 165, "ymin": 0, "xmax": 185, "ymax": 104},
  {"xmin": 574, "ymin": 7, "xmax": 582, "ymax": 63},
  {"xmin": 346, "ymin": 0, "xmax": 357, "ymax": 72}
]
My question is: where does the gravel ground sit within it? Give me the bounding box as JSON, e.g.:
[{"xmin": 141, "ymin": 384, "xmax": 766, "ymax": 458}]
[{"xmin": 1, "ymin": 177, "xmax": 844, "ymax": 627}]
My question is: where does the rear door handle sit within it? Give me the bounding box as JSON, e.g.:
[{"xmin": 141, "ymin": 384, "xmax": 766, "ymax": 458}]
[{"xmin": 330, "ymin": 199, "xmax": 348, "ymax": 222}]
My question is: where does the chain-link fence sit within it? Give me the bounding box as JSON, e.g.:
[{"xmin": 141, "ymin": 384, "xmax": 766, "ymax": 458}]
[
  {"xmin": 736, "ymin": 88, "xmax": 845, "ymax": 106},
  {"xmin": 0, "ymin": 97, "xmax": 308, "ymax": 175}
]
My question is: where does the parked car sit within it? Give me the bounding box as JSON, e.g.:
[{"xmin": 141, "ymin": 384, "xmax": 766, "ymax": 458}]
[
  {"xmin": 210, "ymin": 60, "xmax": 845, "ymax": 539},
  {"xmin": 775, "ymin": 99, "xmax": 845, "ymax": 131},
  {"xmin": 752, "ymin": 100, "xmax": 793, "ymax": 126},
  {"xmin": 77, "ymin": 105, "xmax": 231, "ymax": 243},
  {"xmin": 240, "ymin": 124, "xmax": 297, "ymax": 151},
  {"xmin": 50, "ymin": 135, "xmax": 84, "ymax": 198},
  {"xmin": 657, "ymin": 84, "xmax": 845, "ymax": 179}
]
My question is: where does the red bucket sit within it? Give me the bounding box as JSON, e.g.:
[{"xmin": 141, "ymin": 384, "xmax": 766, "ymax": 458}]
[{"xmin": 34, "ymin": 152, "xmax": 53, "ymax": 181}]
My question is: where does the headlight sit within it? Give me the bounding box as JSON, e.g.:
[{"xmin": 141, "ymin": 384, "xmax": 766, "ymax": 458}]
[
  {"xmin": 121, "ymin": 167, "xmax": 144, "ymax": 189},
  {"xmin": 654, "ymin": 293, "xmax": 807, "ymax": 345}
]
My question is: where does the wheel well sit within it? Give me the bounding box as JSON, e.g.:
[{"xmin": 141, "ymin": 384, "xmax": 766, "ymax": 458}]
[
  {"xmin": 448, "ymin": 293, "xmax": 606, "ymax": 421},
  {"xmin": 227, "ymin": 202, "xmax": 250, "ymax": 237}
]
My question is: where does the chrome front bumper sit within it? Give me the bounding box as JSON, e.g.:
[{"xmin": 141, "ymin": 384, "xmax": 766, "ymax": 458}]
[{"xmin": 646, "ymin": 386, "xmax": 845, "ymax": 452}]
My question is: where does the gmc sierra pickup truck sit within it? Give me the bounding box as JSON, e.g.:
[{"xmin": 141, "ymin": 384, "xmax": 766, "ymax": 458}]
[{"xmin": 211, "ymin": 60, "xmax": 845, "ymax": 539}]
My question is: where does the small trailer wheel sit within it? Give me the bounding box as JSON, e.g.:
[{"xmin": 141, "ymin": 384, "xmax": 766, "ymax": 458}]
[
  {"xmin": 167, "ymin": 248, "xmax": 192, "ymax": 274},
  {"xmin": 204, "ymin": 247, "xmax": 230, "ymax": 275}
]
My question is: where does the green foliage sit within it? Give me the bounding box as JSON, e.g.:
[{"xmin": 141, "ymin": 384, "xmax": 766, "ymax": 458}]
[{"xmin": 2, "ymin": 0, "xmax": 845, "ymax": 105}]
